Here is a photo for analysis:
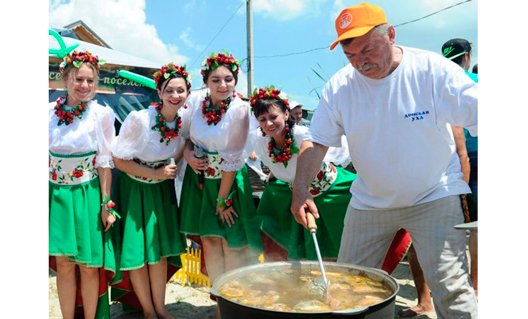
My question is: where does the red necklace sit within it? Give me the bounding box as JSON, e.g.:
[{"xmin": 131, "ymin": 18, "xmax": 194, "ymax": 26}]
[
  {"xmin": 267, "ymin": 125, "xmax": 299, "ymax": 168},
  {"xmin": 151, "ymin": 102, "xmax": 182, "ymax": 145},
  {"xmin": 202, "ymin": 94, "xmax": 232, "ymax": 125},
  {"xmin": 54, "ymin": 95, "xmax": 88, "ymax": 126}
]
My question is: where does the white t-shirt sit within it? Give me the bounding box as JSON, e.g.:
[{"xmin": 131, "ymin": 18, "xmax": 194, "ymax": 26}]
[
  {"xmin": 323, "ymin": 135, "xmax": 352, "ymax": 168},
  {"xmin": 309, "ymin": 46, "xmax": 477, "ymax": 210}
]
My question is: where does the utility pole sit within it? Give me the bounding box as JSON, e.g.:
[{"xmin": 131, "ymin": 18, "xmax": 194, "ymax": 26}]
[{"xmin": 246, "ymin": 0, "xmax": 253, "ymax": 98}]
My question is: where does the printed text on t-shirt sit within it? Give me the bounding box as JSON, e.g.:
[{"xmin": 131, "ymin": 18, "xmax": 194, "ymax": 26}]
[{"xmin": 404, "ymin": 110, "xmax": 430, "ymax": 122}]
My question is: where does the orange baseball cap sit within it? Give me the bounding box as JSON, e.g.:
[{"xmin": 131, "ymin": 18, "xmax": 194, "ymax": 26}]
[{"xmin": 329, "ymin": 2, "xmax": 388, "ymax": 50}]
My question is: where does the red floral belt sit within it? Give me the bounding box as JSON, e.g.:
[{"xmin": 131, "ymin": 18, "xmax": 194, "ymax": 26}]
[
  {"xmin": 49, "ymin": 151, "xmax": 98, "ymax": 186},
  {"xmin": 202, "ymin": 151, "xmax": 222, "ymax": 180}
]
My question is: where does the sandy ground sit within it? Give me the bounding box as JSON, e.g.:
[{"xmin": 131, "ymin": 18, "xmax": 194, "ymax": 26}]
[{"xmin": 49, "ymin": 259, "xmax": 438, "ymax": 319}]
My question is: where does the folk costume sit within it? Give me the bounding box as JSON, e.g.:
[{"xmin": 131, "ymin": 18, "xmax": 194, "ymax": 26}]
[
  {"xmin": 179, "ymin": 90, "xmax": 262, "ymax": 253},
  {"xmin": 110, "ymin": 105, "xmax": 189, "ymax": 311},
  {"xmin": 255, "ymin": 124, "xmax": 358, "ymax": 260},
  {"xmin": 49, "ymin": 97, "xmax": 120, "ymax": 318}
]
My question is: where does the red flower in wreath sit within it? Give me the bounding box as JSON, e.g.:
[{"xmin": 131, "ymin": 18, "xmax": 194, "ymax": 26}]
[
  {"xmin": 225, "ymin": 198, "xmax": 233, "ymax": 207},
  {"xmin": 310, "ymin": 189, "xmax": 321, "ymax": 196},
  {"xmin": 153, "ymin": 63, "xmax": 191, "ymax": 90},
  {"xmin": 59, "ymin": 50, "xmax": 104, "ymax": 74},
  {"xmin": 200, "ymin": 51, "xmax": 240, "ymax": 77},
  {"xmin": 92, "ymin": 156, "xmax": 97, "ymax": 167},
  {"xmin": 316, "ymin": 171, "xmax": 324, "ymax": 180},
  {"xmin": 52, "ymin": 171, "xmax": 57, "ymax": 181},
  {"xmin": 249, "ymin": 86, "xmax": 289, "ymax": 109}
]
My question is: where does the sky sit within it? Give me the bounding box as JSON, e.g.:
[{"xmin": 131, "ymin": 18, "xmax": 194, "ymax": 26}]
[{"xmin": 48, "ymin": 0, "xmax": 478, "ymax": 110}]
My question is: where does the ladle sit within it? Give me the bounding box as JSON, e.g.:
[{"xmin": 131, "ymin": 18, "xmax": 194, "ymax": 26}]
[{"xmin": 307, "ymin": 212, "xmax": 330, "ymax": 299}]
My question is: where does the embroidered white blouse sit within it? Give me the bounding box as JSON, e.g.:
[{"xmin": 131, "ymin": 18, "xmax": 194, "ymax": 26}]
[
  {"xmin": 112, "ymin": 105, "xmax": 190, "ymax": 162},
  {"xmin": 184, "ymin": 90, "xmax": 250, "ymax": 172},
  {"xmin": 254, "ymin": 125, "xmax": 316, "ymax": 183},
  {"xmin": 49, "ymin": 99, "xmax": 116, "ymax": 168}
]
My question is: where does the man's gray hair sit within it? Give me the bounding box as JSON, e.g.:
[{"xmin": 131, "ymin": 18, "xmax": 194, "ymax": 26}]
[
  {"xmin": 340, "ymin": 23, "xmax": 390, "ymax": 46},
  {"xmin": 373, "ymin": 23, "xmax": 390, "ymax": 36}
]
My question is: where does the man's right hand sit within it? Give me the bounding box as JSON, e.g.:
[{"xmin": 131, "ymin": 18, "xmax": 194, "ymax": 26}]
[{"xmin": 291, "ymin": 189, "xmax": 319, "ymax": 229}]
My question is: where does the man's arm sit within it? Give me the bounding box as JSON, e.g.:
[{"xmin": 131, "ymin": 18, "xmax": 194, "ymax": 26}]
[
  {"xmin": 452, "ymin": 125, "xmax": 470, "ymax": 183},
  {"xmin": 291, "ymin": 140, "xmax": 328, "ymax": 228}
]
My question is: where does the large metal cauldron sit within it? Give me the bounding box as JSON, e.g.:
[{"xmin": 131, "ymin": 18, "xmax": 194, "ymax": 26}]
[{"xmin": 210, "ymin": 261, "xmax": 399, "ymax": 319}]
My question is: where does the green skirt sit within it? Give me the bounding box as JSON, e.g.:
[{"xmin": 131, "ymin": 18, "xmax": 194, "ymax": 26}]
[
  {"xmin": 258, "ymin": 167, "xmax": 357, "ymax": 260},
  {"xmin": 49, "ymin": 177, "xmax": 120, "ymax": 319},
  {"xmin": 114, "ymin": 173, "xmax": 186, "ymax": 270},
  {"xmin": 179, "ymin": 164, "xmax": 263, "ymax": 251},
  {"xmin": 110, "ymin": 173, "xmax": 185, "ymax": 312}
]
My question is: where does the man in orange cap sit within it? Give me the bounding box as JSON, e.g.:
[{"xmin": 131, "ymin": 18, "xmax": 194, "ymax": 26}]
[{"xmin": 291, "ymin": 3, "xmax": 478, "ymax": 318}]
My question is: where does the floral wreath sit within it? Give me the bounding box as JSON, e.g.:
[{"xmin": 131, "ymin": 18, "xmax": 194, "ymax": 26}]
[
  {"xmin": 249, "ymin": 85, "xmax": 290, "ymax": 109},
  {"xmin": 153, "ymin": 63, "xmax": 191, "ymax": 90},
  {"xmin": 200, "ymin": 51, "xmax": 240, "ymax": 77},
  {"xmin": 59, "ymin": 50, "xmax": 104, "ymax": 74}
]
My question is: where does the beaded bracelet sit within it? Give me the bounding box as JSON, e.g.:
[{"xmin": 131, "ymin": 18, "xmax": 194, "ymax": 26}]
[{"xmin": 101, "ymin": 196, "xmax": 121, "ymax": 219}]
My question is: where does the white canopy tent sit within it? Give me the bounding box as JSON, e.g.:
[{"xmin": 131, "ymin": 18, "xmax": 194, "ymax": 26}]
[{"xmin": 49, "ymin": 33, "xmax": 159, "ymax": 69}]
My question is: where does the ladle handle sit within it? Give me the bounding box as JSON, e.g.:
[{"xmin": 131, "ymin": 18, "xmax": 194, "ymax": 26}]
[{"xmin": 307, "ymin": 212, "xmax": 317, "ymax": 232}]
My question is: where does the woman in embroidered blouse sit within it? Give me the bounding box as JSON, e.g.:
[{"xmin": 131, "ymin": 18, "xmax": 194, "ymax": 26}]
[
  {"xmin": 110, "ymin": 63, "xmax": 190, "ymax": 319},
  {"xmin": 249, "ymin": 86, "xmax": 358, "ymax": 261},
  {"xmin": 49, "ymin": 50, "xmax": 119, "ymax": 319},
  {"xmin": 179, "ymin": 51, "xmax": 262, "ymax": 285}
]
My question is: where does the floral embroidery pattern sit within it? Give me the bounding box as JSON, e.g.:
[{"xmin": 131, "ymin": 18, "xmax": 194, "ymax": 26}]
[
  {"xmin": 287, "ymin": 162, "xmax": 337, "ymax": 198},
  {"xmin": 202, "ymin": 153, "xmax": 222, "ymax": 179},
  {"xmin": 49, "ymin": 153, "xmax": 98, "ymax": 185},
  {"xmin": 308, "ymin": 162, "xmax": 337, "ymax": 196}
]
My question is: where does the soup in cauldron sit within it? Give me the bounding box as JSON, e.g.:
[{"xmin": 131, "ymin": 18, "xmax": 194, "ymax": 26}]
[{"xmin": 217, "ymin": 267, "xmax": 394, "ymax": 313}]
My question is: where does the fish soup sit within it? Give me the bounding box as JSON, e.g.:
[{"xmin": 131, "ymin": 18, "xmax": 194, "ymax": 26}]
[{"xmin": 218, "ymin": 267, "xmax": 394, "ymax": 313}]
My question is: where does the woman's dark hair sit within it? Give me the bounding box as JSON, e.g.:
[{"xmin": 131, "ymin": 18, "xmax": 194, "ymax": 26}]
[
  {"xmin": 252, "ymin": 98, "xmax": 295, "ymax": 129},
  {"xmin": 157, "ymin": 74, "xmax": 192, "ymax": 93},
  {"xmin": 153, "ymin": 63, "xmax": 192, "ymax": 93}
]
